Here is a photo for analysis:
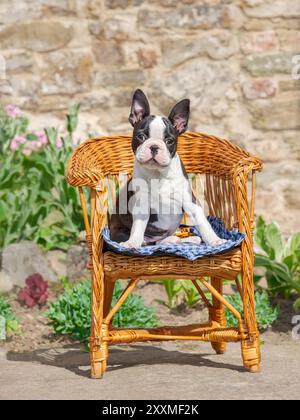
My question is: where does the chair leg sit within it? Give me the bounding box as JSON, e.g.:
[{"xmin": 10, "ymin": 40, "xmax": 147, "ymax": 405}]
[
  {"xmin": 90, "ymin": 340, "xmax": 108, "ymax": 379},
  {"xmin": 241, "ymin": 335, "xmax": 261, "ymax": 373},
  {"xmin": 240, "ymin": 254, "xmax": 261, "ymax": 373},
  {"xmin": 90, "ymin": 260, "xmax": 108, "ymax": 379},
  {"xmin": 209, "ymin": 277, "xmax": 226, "ymax": 354}
]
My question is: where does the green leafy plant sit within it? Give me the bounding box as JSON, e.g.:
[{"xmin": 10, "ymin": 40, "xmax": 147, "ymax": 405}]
[
  {"xmin": 159, "ymin": 278, "xmax": 183, "ymax": 308},
  {"xmin": 0, "ymin": 105, "xmax": 29, "ymax": 155},
  {"xmin": 0, "ymin": 296, "xmax": 19, "ymax": 336},
  {"xmin": 254, "ymin": 216, "xmax": 300, "ymax": 309},
  {"xmin": 181, "ymin": 281, "xmax": 200, "ymax": 308},
  {"xmin": 0, "ymin": 104, "xmax": 87, "ymax": 250},
  {"xmin": 225, "ymin": 291, "xmax": 279, "ymax": 329},
  {"xmin": 46, "ymin": 280, "xmax": 158, "ymax": 345},
  {"xmin": 160, "ymin": 279, "xmax": 207, "ymax": 309}
]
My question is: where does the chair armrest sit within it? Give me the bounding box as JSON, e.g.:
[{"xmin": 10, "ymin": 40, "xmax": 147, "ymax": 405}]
[
  {"xmin": 231, "ymin": 155, "xmax": 263, "ymax": 235},
  {"xmin": 66, "ymin": 150, "xmax": 104, "ymax": 189},
  {"xmin": 66, "ymin": 136, "xmax": 133, "ymax": 188}
]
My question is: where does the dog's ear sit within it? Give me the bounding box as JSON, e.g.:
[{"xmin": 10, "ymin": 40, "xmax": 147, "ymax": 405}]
[
  {"xmin": 129, "ymin": 89, "xmax": 150, "ymax": 127},
  {"xmin": 168, "ymin": 99, "xmax": 190, "ymax": 134}
]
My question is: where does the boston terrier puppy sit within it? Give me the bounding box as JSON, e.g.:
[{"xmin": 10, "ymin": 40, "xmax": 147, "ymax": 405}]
[{"xmin": 109, "ymin": 89, "xmax": 226, "ymax": 248}]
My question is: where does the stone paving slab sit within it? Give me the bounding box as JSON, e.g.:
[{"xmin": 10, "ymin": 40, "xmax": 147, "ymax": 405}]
[{"xmin": 0, "ymin": 342, "xmax": 299, "ymax": 400}]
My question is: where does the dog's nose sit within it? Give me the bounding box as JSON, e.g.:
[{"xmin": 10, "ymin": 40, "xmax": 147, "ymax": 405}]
[{"xmin": 150, "ymin": 145, "xmax": 159, "ymax": 155}]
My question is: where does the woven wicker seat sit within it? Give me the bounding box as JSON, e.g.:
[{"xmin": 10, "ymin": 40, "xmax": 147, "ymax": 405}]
[
  {"xmin": 67, "ymin": 131, "xmax": 263, "ymax": 378},
  {"xmin": 103, "ymin": 250, "xmax": 242, "ymax": 281}
]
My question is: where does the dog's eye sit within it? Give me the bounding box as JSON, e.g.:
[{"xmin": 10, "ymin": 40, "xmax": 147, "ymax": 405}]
[
  {"xmin": 165, "ymin": 137, "xmax": 174, "ymax": 146},
  {"xmin": 136, "ymin": 133, "xmax": 147, "ymax": 142}
]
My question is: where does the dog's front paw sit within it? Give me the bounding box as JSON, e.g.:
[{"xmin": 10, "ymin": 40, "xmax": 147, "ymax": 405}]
[
  {"xmin": 119, "ymin": 239, "xmax": 142, "ymax": 248},
  {"xmin": 181, "ymin": 236, "xmax": 202, "ymax": 245},
  {"xmin": 159, "ymin": 235, "xmax": 181, "ymax": 245},
  {"xmin": 204, "ymin": 236, "xmax": 227, "ymax": 247}
]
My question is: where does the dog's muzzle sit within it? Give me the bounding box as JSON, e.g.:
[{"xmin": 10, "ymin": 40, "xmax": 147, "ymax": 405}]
[{"xmin": 136, "ymin": 139, "xmax": 171, "ymax": 167}]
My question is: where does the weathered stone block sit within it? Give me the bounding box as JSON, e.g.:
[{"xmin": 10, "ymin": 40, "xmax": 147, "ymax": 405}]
[
  {"xmin": 41, "ymin": 50, "xmax": 93, "ymax": 95},
  {"xmin": 162, "ymin": 32, "xmax": 239, "ymax": 66},
  {"xmin": 151, "ymin": 60, "xmax": 234, "ymax": 114},
  {"xmin": 242, "ymin": 53, "xmax": 293, "ymax": 76},
  {"xmin": 40, "ymin": 0, "xmax": 75, "ymax": 16},
  {"xmin": 243, "ymin": 0, "xmax": 300, "ymax": 18},
  {"xmin": 137, "ymin": 48, "xmax": 158, "ymax": 68},
  {"xmin": 242, "ymin": 79, "xmax": 277, "ymax": 100},
  {"xmin": 0, "ymin": 81, "xmax": 14, "ymax": 97},
  {"xmin": 243, "ymin": 18, "xmax": 300, "ymax": 31},
  {"xmin": 221, "ymin": 4, "xmax": 245, "ymax": 29},
  {"xmin": 138, "ymin": 4, "xmax": 228, "ymax": 30},
  {"xmin": 105, "ymin": 0, "xmax": 130, "ymax": 8},
  {"xmin": 240, "ymin": 31, "xmax": 278, "ymax": 54},
  {"xmin": 23, "ymin": 95, "xmax": 70, "ymax": 112},
  {"xmin": 0, "ymin": 21, "xmax": 73, "ymax": 52},
  {"xmin": 248, "ymin": 95, "xmax": 300, "ymax": 130},
  {"xmin": 4, "ymin": 53, "xmax": 33, "ymax": 73},
  {"xmin": 277, "ymin": 30, "xmax": 300, "ymax": 52},
  {"xmin": 156, "ymin": 0, "xmax": 196, "ymax": 6},
  {"xmin": 94, "ymin": 69, "xmax": 145, "ymax": 87},
  {"xmin": 92, "ymin": 41, "xmax": 125, "ymax": 66},
  {"xmin": 279, "ymin": 79, "xmax": 300, "ymax": 92},
  {"xmin": 10, "ymin": 76, "xmax": 39, "ymax": 98},
  {"xmin": 87, "ymin": 0, "xmax": 102, "ymax": 17},
  {"xmin": 103, "ymin": 17, "xmax": 133, "ymax": 41},
  {"xmin": 0, "ymin": 0, "xmax": 41, "ymax": 24}
]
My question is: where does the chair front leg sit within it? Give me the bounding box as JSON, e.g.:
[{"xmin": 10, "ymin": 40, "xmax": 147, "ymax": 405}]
[
  {"xmin": 240, "ymin": 245, "xmax": 261, "ymax": 373},
  {"xmin": 90, "ymin": 256, "xmax": 108, "ymax": 379},
  {"xmin": 90, "ymin": 187, "xmax": 109, "ymax": 379},
  {"xmin": 209, "ymin": 277, "xmax": 227, "ymax": 354}
]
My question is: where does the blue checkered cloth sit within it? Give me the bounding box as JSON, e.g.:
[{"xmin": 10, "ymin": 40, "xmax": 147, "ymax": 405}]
[{"xmin": 102, "ymin": 216, "xmax": 244, "ymax": 261}]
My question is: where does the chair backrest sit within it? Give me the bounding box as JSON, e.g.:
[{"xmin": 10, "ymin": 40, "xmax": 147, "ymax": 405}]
[
  {"xmin": 73, "ymin": 132, "xmax": 249, "ymax": 177},
  {"xmin": 68, "ymin": 132, "xmax": 251, "ymax": 229}
]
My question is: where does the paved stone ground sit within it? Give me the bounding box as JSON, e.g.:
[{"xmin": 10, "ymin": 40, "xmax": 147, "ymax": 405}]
[{"xmin": 1, "ymin": 340, "xmax": 299, "ymax": 400}]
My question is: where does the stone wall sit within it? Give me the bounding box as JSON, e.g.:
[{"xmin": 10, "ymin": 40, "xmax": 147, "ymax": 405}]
[{"xmin": 0, "ymin": 0, "xmax": 299, "ymax": 234}]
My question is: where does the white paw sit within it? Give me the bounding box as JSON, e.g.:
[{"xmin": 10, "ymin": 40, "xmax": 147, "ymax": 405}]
[
  {"xmin": 159, "ymin": 235, "xmax": 181, "ymax": 245},
  {"xmin": 119, "ymin": 239, "xmax": 142, "ymax": 248},
  {"xmin": 205, "ymin": 236, "xmax": 227, "ymax": 246},
  {"xmin": 181, "ymin": 236, "xmax": 202, "ymax": 245}
]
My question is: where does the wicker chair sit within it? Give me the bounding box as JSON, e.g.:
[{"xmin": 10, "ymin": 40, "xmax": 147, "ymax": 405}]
[{"xmin": 66, "ymin": 131, "xmax": 262, "ymax": 378}]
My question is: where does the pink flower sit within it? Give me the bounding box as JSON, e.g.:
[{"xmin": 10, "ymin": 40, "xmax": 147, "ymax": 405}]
[
  {"xmin": 36, "ymin": 130, "xmax": 48, "ymax": 145},
  {"xmin": 14, "ymin": 135, "xmax": 26, "ymax": 144},
  {"xmin": 56, "ymin": 138, "xmax": 63, "ymax": 149},
  {"xmin": 10, "ymin": 140, "xmax": 18, "ymax": 151},
  {"xmin": 10, "ymin": 135, "xmax": 26, "ymax": 151},
  {"xmin": 29, "ymin": 140, "xmax": 38, "ymax": 149},
  {"xmin": 5, "ymin": 105, "xmax": 22, "ymax": 118}
]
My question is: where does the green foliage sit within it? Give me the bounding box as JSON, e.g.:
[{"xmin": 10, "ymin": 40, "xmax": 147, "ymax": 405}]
[
  {"xmin": 225, "ymin": 291, "xmax": 280, "ymax": 329},
  {"xmin": 160, "ymin": 279, "xmax": 183, "ymax": 308},
  {"xmin": 255, "ymin": 216, "xmax": 300, "ymax": 309},
  {"xmin": 0, "ymin": 296, "xmax": 19, "ymax": 335},
  {"xmin": 46, "ymin": 280, "xmax": 158, "ymax": 345},
  {"xmin": 0, "ymin": 104, "xmax": 87, "ymax": 250},
  {"xmin": 0, "ymin": 107, "xmax": 29, "ymax": 155},
  {"xmin": 161, "ymin": 279, "xmax": 209, "ymax": 309},
  {"xmin": 181, "ymin": 281, "xmax": 200, "ymax": 308}
]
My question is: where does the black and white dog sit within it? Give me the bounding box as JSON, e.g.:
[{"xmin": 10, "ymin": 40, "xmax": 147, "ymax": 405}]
[{"xmin": 109, "ymin": 89, "xmax": 225, "ymax": 248}]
